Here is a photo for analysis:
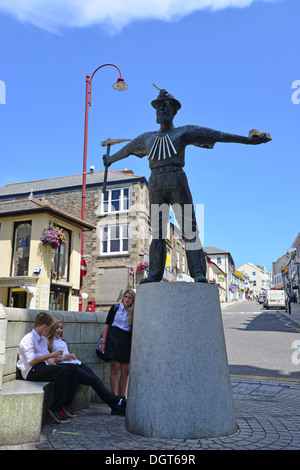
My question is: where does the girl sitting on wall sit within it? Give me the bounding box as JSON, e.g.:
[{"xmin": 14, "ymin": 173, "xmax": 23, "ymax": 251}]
[{"xmin": 47, "ymin": 318, "xmax": 126, "ymax": 416}]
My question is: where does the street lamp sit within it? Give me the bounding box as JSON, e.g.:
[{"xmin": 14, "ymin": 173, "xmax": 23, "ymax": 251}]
[{"xmin": 80, "ymin": 63, "xmax": 128, "ymax": 311}]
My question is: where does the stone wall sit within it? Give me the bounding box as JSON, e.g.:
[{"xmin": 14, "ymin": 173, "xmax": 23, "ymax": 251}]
[
  {"xmin": 0, "ymin": 305, "xmax": 110, "ymax": 402},
  {"xmin": 42, "ymin": 182, "xmax": 149, "ymax": 310}
]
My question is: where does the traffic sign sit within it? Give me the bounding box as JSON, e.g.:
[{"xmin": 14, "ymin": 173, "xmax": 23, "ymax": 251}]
[{"xmin": 81, "ymin": 259, "xmax": 87, "ymax": 277}]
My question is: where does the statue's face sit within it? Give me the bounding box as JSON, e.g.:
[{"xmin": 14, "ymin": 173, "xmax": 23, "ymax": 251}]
[{"xmin": 156, "ymin": 101, "xmax": 176, "ymax": 125}]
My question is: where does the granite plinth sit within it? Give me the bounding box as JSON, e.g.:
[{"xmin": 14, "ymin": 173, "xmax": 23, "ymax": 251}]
[{"xmin": 125, "ymin": 282, "xmax": 237, "ymax": 439}]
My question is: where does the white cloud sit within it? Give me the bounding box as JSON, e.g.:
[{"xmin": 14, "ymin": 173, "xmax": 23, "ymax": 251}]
[{"xmin": 0, "ymin": 0, "xmax": 276, "ymax": 33}]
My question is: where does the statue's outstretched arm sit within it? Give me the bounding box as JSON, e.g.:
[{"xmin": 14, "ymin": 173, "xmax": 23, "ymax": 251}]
[
  {"xmin": 104, "ymin": 135, "xmax": 147, "ymax": 167},
  {"xmin": 217, "ymin": 129, "xmax": 271, "ymax": 145},
  {"xmin": 183, "ymin": 125, "xmax": 271, "ymax": 149}
]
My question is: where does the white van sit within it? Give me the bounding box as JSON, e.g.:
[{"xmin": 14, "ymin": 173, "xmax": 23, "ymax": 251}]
[{"xmin": 264, "ymin": 290, "xmax": 285, "ymax": 309}]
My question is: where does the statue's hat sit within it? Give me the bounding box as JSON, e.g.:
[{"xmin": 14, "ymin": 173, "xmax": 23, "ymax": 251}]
[{"xmin": 151, "ymin": 87, "xmax": 181, "ymax": 111}]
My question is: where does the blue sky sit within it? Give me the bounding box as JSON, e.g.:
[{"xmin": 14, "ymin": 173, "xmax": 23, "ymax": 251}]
[{"xmin": 0, "ymin": 0, "xmax": 299, "ymax": 273}]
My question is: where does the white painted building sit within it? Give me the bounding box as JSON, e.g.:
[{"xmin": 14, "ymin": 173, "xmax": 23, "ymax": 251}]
[
  {"xmin": 237, "ymin": 262, "xmax": 271, "ymax": 298},
  {"xmin": 203, "ymin": 246, "xmax": 235, "ymax": 302}
]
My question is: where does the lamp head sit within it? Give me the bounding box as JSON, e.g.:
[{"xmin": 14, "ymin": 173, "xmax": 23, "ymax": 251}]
[{"xmin": 113, "ymin": 78, "xmax": 128, "ymax": 91}]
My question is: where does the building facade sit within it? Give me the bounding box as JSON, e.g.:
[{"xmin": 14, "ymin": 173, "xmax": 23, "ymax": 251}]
[
  {"xmin": 237, "ymin": 262, "xmax": 272, "ymax": 298},
  {"xmin": 271, "ymin": 239, "xmax": 300, "ymax": 302},
  {"xmin": 203, "ymin": 246, "xmax": 236, "ymax": 302},
  {"xmin": 206, "ymin": 258, "xmax": 227, "ymax": 302},
  {"xmin": 0, "ymin": 198, "xmax": 94, "ymax": 311},
  {"xmin": 292, "ymin": 233, "xmax": 300, "ymax": 301},
  {"xmin": 272, "ymin": 253, "xmax": 290, "ymax": 291}
]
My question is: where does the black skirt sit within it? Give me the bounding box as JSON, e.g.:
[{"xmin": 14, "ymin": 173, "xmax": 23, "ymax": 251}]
[{"xmin": 105, "ymin": 326, "xmax": 132, "ymax": 363}]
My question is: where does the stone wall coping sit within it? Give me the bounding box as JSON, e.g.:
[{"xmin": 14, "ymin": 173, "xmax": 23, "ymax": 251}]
[{"xmin": 5, "ymin": 307, "xmax": 107, "ymax": 323}]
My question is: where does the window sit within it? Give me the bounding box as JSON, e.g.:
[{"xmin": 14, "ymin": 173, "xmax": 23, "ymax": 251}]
[
  {"xmin": 11, "ymin": 221, "xmax": 31, "ymax": 276},
  {"xmin": 100, "ymin": 224, "xmax": 129, "ymax": 255},
  {"xmin": 52, "ymin": 229, "xmax": 70, "ymax": 282},
  {"xmin": 217, "ymin": 256, "xmax": 222, "ymax": 265},
  {"xmin": 102, "ymin": 187, "xmax": 129, "ymax": 213},
  {"xmin": 252, "ymin": 272, "xmax": 256, "ymax": 276},
  {"xmin": 49, "ymin": 286, "xmax": 69, "ymax": 311}
]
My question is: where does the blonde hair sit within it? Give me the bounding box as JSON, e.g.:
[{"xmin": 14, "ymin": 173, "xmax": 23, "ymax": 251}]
[
  {"xmin": 122, "ymin": 289, "xmax": 135, "ymax": 326},
  {"xmin": 47, "ymin": 317, "xmax": 63, "ymax": 353}
]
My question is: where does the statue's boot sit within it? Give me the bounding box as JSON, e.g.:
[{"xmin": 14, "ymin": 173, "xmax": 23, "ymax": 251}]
[
  {"xmin": 186, "ymin": 246, "xmax": 208, "ymax": 283},
  {"xmin": 140, "ymin": 240, "xmax": 166, "ymax": 284}
]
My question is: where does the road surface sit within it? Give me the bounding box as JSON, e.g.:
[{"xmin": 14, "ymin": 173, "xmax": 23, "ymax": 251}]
[{"xmin": 222, "ymin": 300, "xmax": 300, "ymax": 381}]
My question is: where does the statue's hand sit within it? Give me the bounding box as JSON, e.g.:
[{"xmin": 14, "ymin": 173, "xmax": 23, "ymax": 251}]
[
  {"xmin": 103, "ymin": 154, "xmax": 111, "ymax": 167},
  {"xmin": 249, "ymin": 133, "xmax": 268, "ymax": 144},
  {"xmin": 248, "ymin": 129, "xmax": 271, "ymax": 144}
]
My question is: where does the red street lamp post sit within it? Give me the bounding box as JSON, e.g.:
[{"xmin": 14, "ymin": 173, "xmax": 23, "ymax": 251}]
[{"xmin": 79, "ymin": 64, "xmax": 128, "ymax": 311}]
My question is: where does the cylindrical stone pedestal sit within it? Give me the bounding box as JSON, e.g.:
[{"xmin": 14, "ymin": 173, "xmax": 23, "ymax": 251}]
[{"xmin": 125, "ymin": 282, "xmax": 237, "ymax": 439}]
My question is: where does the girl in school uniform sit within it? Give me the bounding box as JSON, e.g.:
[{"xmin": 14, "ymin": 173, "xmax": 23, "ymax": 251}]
[
  {"xmin": 99, "ymin": 289, "xmax": 135, "ymax": 398},
  {"xmin": 47, "ymin": 318, "xmax": 126, "ymax": 416}
]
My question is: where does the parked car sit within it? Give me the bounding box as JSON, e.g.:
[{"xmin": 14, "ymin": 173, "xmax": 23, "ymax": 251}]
[
  {"xmin": 258, "ymin": 295, "xmax": 266, "ymax": 304},
  {"xmin": 264, "ymin": 290, "xmax": 285, "ymax": 309}
]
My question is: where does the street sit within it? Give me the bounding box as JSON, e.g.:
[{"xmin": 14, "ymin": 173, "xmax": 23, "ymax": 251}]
[{"xmin": 222, "ymin": 300, "xmax": 300, "ymax": 381}]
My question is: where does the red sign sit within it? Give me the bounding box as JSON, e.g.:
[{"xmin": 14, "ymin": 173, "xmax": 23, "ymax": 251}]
[{"xmin": 80, "ymin": 259, "xmax": 87, "ymax": 277}]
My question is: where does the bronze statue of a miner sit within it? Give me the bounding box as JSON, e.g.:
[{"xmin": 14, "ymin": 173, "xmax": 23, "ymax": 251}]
[{"xmin": 103, "ymin": 87, "xmax": 271, "ymax": 284}]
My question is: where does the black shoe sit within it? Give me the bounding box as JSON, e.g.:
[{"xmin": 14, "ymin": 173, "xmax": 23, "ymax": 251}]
[
  {"xmin": 140, "ymin": 277, "xmax": 152, "ymax": 284},
  {"xmin": 120, "ymin": 398, "xmax": 126, "ymax": 409},
  {"xmin": 194, "ymin": 275, "xmax": 208, "ymax": 283},
  {"xmin": 62, "ymin": 404, "xmax": 78, "ymax": 418},
  {"xmin": 49, "ymin": 409, "xmax": 70, "ymax": 424},
  {"xmin": 140, "ymin": 276, "xmax": 159, "ymax": 284},
  {"xmin": 111, "ymin": 403, "xmax": 126, "ymax": 416}
]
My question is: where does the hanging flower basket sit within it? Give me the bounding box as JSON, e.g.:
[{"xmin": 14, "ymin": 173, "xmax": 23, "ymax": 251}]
[
  {"xmin": 136, "ymin": 262, "xmax": 149, "ymax": 272},
  {"xmin": 40, "ymin": 227, "xmax": 66, "ymax": 248}
]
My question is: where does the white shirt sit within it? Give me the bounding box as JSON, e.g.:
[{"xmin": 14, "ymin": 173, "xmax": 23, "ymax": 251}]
[
  {"xmin": 112, "ymin": 302, "xmax": 132, "ymax": 331},
  {"xmin": 17, "ymin": 329, "xmax": 49, "ymax": 379},
  {"xmin": 52, "ymin": 337, "xmax": 81, "ymax": 365}
]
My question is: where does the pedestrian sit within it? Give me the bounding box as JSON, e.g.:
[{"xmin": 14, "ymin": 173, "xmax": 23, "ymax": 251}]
[
  {"xmin": 47, "ymin": 318, "xmax": 126, "ymax": 416},
  {"xmin": 17, "ymin": 312, "xmax": 78, "ymax": 424},
  {"xmin": 99, "ymin": 289, "xmax": 135, "ymax": 398}
]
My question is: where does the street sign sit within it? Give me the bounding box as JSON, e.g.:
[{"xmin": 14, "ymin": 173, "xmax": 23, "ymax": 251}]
[{"xmin": 81, "ymin": 259, "xmax": 87, "ymax": 277}]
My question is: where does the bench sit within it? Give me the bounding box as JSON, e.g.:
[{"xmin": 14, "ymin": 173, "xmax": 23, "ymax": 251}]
[{"xmin": 0, "ymin": 379, "xmax": 90, "ymax": 446}]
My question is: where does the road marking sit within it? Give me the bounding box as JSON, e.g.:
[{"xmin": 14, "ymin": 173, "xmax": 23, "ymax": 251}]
[
  {"xmin": 222, "ymin": 311, "xmax": 262, "ymax": 314},
  {"xmin": 230, "ymin": 373, "xmax": 300, "ymax": 383},
  {"xmin": 278, "ymin": 315, "xmax": 300, "ymax": 332},
  {"xmin": 58, "ymin": 431, "xmax": 79, "ymax": 435}
]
